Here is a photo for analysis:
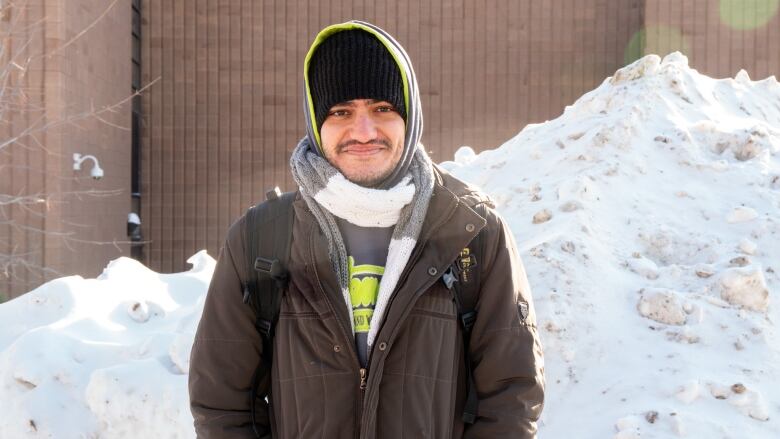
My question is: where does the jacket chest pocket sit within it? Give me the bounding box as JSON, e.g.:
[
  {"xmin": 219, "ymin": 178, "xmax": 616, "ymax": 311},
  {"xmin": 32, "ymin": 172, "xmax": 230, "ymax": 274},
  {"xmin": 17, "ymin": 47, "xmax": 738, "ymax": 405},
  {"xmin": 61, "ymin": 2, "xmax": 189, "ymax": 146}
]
[
  {"xmin": 384, "ymin": 282, "xmax": 459, "ymax": 379},
  {"xmin": 274, "ymin": 279, "xmax": 345, "ymax": 382},
  {"xmin": 410, "ymin": 281, "xmax": 458, "ymax": 320}
]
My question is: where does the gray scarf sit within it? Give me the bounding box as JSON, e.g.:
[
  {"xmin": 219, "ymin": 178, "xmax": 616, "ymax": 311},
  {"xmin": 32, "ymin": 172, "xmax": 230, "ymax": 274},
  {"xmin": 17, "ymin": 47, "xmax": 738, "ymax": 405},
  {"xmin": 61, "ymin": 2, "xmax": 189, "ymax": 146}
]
[{"xmin": 290, "ymin": 137, "xmax": 434, "ymax": 348}]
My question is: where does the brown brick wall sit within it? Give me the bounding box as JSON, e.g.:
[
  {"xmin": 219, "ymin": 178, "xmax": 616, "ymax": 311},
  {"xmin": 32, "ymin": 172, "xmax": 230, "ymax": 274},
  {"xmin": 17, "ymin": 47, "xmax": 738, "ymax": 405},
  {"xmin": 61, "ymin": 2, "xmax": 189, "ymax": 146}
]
[
  {"xmin": 5, "ymin": 1, "xmax": 779, "ymax": 294},
  {"xmin": 644, "ymin": 0, "xmax": 780, "ymax": 79},
  {"xmin": 0, "ymin": 0, "xmax": 132, "ymax": 299},
  {"xmin": 140, "ymin": 0, "xmax": 648, "ymax": 273}
]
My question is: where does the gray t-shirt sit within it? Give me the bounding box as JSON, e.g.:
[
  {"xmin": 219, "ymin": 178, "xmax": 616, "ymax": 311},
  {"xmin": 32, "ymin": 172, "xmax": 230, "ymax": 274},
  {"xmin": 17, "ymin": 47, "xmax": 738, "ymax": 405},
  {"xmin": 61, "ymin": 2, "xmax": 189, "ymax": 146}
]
[{"xmin": 336, "ymin": 218, "xmax": 393, "ymax": 367}]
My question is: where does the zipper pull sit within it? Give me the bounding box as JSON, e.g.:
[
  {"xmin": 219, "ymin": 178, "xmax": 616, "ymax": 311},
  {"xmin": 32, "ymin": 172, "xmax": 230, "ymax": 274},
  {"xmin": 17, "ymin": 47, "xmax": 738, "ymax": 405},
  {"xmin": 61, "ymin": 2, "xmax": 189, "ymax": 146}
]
[{"xmin": 359, "ymin": 368, "xmax": 367, "ymax": 391}]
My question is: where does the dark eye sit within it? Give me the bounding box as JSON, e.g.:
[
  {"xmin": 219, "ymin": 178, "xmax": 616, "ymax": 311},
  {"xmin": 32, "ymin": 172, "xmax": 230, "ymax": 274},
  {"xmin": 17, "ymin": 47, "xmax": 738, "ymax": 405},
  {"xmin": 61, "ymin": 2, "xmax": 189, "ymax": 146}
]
[
  {"xmin": 328, "ymin": 109, "xmax": 349, "ymax": 117},
  {"xmin": 376, "ymin": 105, "xmax": 395, "ymax": 113}
]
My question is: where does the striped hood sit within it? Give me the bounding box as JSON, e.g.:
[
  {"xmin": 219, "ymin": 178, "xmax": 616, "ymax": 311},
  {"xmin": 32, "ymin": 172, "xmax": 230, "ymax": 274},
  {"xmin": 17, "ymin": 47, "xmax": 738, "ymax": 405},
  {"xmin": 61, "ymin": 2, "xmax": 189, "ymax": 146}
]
[{"xmin": 302, "ymin": 20, "xmax": 424, "ymax": 189}]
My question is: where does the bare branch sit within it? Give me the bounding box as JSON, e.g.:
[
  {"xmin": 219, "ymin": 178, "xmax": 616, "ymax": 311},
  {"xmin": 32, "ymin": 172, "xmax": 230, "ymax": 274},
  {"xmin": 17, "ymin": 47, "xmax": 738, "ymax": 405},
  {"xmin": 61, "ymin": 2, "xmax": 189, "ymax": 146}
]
[
  {"xmin": 0, "ymin": 0, "xmax": 159, "ymax": 294},
  {"xmin": 0, "ymin": 193, "xmax": 46, "ymax": 206},
  {"xmin": 0, "ymin": 188, "xmax": 123, "ymax": 206},
  {"xmin": 41, "ymin": 0, "xmax": 121, "ymax": 60},
  {"xmin": 0, "ymin": 77, "xmax": 159, "ymax": 153},
  {"xmin": 62, "ymin": 237, "xmax": 151, "ymax": 253}
]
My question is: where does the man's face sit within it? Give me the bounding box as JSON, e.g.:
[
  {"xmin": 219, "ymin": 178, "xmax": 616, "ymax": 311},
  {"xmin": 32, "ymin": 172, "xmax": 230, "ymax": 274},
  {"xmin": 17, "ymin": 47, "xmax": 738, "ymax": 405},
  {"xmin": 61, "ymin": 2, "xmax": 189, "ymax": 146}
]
[{"xmin": 320, "ymin": 99, "xmax": 405, "ymax": 187}]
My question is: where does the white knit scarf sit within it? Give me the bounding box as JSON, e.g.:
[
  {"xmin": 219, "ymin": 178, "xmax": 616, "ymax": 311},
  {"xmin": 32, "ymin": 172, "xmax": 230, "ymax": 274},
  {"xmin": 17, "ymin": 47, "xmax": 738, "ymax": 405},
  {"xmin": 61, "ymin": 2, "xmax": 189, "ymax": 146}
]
[
  {"xmin": 290, "ymin": 137, "xmax": 434, "ymax": 350},
  {"xmin": 313, "ymin": 173, "xmax": 415, "ymax": 228}
]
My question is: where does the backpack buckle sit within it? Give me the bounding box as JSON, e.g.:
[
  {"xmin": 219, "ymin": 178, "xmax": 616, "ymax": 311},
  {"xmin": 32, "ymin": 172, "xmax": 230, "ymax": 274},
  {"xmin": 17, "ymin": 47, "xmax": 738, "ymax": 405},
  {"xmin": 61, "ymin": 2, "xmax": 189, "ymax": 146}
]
[
  {"xmin": 255, "ymin": 256, "xmax": 285, "ymax": 279},
  {"xmin": 265, "ymin": 186, "xmax": 282, "ymax": 201},
  {"xmin": 460, "ymin": 310, "xmax": 477, "ymax": 332},
  {"xmin": 442, "ymin": 267, "xmax": 458, "ymax": 290},
  {"xmin": 242, "ymin": 284, "xmax": 252, "ymax": 304}
]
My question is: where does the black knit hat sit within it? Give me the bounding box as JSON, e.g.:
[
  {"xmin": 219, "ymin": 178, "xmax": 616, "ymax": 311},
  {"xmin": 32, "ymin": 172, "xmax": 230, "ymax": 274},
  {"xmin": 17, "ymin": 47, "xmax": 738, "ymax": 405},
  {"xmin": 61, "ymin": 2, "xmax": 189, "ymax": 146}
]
[{"xmin": 309, "ymin": 29, "xmax": 406, "ymax": 130}]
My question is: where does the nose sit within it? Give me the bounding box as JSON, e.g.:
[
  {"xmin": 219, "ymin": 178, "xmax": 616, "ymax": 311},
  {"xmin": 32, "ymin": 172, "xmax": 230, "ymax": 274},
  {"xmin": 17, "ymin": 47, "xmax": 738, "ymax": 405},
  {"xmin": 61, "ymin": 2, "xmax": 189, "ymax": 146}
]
[{"xmin": 350, "ymin": 112, "xmax": 378, "ymax": 143}]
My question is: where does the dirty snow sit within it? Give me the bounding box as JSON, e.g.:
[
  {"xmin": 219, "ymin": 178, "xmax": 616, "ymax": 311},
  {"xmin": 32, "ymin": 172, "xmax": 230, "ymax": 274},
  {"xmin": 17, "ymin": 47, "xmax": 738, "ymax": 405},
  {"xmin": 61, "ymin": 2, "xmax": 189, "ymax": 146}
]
[
  {"xmin": 1, "ymin": 52, "xmax": 779, "ymax": 438},
  {"xmin": 443, "ymin": 52, "xmax": 780, "ymax": 438}
]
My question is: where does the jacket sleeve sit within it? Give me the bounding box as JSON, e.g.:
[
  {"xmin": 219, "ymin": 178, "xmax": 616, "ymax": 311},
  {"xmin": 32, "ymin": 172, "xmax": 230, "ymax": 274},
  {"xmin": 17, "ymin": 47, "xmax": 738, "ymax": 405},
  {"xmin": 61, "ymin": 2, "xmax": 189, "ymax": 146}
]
[
  {"xmin": 464, "ymin": 208, "xmax": 545, "ymax": 438},
  {"xmin": 188, "ymin": 219, "xmax": 272, "ymax": 438}
]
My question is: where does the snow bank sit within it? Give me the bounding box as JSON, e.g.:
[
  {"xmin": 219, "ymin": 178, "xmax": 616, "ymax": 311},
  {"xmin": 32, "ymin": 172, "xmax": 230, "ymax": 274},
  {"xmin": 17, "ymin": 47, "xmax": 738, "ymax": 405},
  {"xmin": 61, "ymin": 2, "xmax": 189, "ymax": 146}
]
[
  {"xmin": 0, "ymin": 252, "xmax": 214, "ymax": 438},
  {"xmin": 444, "ymin": 52, "xmax": 780, "ymax": 438}
]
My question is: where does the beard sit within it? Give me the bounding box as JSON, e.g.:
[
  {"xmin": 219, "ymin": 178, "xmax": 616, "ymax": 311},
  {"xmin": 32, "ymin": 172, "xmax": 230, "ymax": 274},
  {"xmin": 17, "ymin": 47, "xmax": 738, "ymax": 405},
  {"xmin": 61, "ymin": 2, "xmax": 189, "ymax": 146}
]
[{"xmin": 326, "ymin": 138, "xmax": 402, "ymax": 187}]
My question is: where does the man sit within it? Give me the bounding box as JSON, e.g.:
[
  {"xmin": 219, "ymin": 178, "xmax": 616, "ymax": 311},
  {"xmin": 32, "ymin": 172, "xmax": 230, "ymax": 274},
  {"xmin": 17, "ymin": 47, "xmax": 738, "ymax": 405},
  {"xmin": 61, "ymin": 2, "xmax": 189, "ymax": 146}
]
[{"xmin": 189, "ymin": 20, "xmax": 544, "ymax": 438}]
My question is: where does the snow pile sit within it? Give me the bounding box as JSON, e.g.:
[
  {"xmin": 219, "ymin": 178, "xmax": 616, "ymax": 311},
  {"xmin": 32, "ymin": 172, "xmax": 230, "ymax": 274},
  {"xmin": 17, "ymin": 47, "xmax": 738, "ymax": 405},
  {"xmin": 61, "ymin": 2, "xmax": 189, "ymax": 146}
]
[
  {"xmin": 0, "ymin": 252, "xmax": 214, "ymax": 438},
  {"xmin": 443, "ymin": 52, "xmax": 780, "ymax": 437},
  {"xmin": 1, "ymin": 52, "xmax": 779, "ymax": 438}
]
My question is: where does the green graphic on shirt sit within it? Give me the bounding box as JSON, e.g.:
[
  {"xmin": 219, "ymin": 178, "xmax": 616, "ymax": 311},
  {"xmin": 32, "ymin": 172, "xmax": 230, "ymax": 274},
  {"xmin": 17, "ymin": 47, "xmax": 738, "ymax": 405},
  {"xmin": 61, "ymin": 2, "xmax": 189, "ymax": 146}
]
[
  {"xmin": 349, "ymin": 256, "xmax": 384, "ymax": 277},
  {"xmin": 353, "ymin": 309, "xmax": 373, "ymax": 333},
  {"xmin": 350, "ymin": 276, "xmax": 380, "ymax": 308},
  {"xmin": 349, "ymin": 256, "xmax": 384, "ymax": 333}
]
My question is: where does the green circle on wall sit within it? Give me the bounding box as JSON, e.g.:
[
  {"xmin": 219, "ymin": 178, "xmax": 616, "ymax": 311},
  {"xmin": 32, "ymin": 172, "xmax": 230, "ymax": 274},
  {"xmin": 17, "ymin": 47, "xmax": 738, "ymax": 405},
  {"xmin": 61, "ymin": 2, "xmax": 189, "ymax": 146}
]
[
  {"xmin": 624, "ymin": 25, "xmax": 690, "ymax": 66},
  {"xmin": 719, "ymin": 0, "xmax": 779, "ymax": 30}
]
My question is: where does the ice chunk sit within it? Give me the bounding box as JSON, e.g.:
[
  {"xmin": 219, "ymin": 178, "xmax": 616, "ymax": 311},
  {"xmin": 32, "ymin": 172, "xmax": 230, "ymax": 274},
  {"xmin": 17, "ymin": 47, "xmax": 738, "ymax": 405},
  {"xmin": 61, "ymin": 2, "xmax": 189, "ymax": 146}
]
[
  {"xmin": 676, "ymin": 379, "xmax": 701, "ymax": 404},
  {"xmin": 532, "ymin": 209, "xmax": 553, "ymax": 224},
  {"xmin": 610, "ymin": 54, "xmax": 661, "ymax": 85},
  {"xmin": 127, "ymin": 301, "xmax": 150, "ymax": 323},
  {"xmin": 726, "ymin": 207, "xmax": 758, "ymax": 223},
  {"xmin": 613, "ymin": 415, "xmax": 642, "ymax": 439},
  {"xmin": 729, "ymin": 387, "xmax": 770, "ymax": 421},
  {"xmin": 738, "ymin": 238, "xmax": 757, "ymax": 255},
  {"xmin": 613, "ymin": 430, "xmax": 641, "ymax": 439},
  {"xmin": 719, "ymin": 266, "xmax": 770, "ymax": 312},
  {"xmin": 615, "ymin": 415, "xmax": 641, "ymax": 430},
  {"xmin": 453, "ymin": 146, "xmax": 476, "ymax": 165},
  {"xmin": 637, "ymin": 289, "xmax": 687, "ymax": 325},
  {"xmin": 627, "ymin": 255, "xmax": 660, "ymax": 280}
]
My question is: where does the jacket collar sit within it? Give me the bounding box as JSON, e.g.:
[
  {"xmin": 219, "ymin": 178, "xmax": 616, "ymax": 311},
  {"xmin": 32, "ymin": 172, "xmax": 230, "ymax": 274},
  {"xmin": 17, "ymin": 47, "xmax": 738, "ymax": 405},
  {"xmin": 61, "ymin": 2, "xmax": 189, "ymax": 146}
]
[{"xmin": 294, "ymin": 166, "xmax": 488, "ymax": 352}]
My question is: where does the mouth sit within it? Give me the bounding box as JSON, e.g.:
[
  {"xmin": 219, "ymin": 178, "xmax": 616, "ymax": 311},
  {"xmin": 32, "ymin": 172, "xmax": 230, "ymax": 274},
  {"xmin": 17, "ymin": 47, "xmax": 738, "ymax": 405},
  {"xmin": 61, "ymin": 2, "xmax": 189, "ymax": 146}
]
[
  {"xmin": 339, "ymin": 140, "xmax": 391, "ymax": 157},
  {"xmin": 342, "ymin": 144, "xmax": 386, "ymax": 156}
]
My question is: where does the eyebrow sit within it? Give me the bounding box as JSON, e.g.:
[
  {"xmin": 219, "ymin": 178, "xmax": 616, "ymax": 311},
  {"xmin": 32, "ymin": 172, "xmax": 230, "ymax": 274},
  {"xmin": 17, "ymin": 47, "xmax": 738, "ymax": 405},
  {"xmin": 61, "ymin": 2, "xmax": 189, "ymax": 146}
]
[{"xmin": 332, "ymin": 99, "xmax": 383, "ymax": 108}]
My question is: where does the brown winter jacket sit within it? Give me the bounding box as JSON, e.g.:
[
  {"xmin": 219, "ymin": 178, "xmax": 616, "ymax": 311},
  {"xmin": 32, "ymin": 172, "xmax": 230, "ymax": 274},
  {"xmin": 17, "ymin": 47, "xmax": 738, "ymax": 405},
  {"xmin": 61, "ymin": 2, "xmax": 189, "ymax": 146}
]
[{"xmin": 188, "ymin": 167, "xmax": 545, "ymax": 438}]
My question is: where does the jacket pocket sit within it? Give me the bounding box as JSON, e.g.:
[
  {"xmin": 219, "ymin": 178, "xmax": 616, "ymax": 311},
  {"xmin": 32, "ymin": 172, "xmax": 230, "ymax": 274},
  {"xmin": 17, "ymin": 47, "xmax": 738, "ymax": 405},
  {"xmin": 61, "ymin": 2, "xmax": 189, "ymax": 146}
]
[
  {"xmin": 409, "ymin": 281, "xmax": 458, "ymax": 320},
  {"xmin": 274, "ymin": 279, "xmax": 346, "ymax": 384},
  {"xmin": 377, "ymin": 282, "xmax": 460, "ymax": 438}
]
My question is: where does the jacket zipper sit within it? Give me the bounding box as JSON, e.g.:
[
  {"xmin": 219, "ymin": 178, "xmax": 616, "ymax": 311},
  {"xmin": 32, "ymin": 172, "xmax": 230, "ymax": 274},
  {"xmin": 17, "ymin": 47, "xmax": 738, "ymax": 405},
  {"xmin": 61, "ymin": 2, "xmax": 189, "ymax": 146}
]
[
  {"xmin": 357, "ymin": 239, "xmax": 429, "ymax": 439},
  {"xmin": 357, "ymin": 367, "xmax": 367, "ymax": 438},
  {"xmin": 309, "ymin": 229, "xmax": 369, "ymax": 438},
  {"xmin": 359, "ymin": 219, "xmax": 466, "ymax": 438},
  {"xmin": 313, "ymin": 274, "xmax": 367, "ymax": 438}
]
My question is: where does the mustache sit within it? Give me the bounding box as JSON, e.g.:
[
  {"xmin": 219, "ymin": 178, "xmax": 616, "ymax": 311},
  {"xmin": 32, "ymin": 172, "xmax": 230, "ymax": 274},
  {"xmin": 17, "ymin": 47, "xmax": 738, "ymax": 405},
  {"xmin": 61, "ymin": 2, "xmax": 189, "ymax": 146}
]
[{"xmin": 337, "ymin": 138, "xmax": 391, "ymax": 151}]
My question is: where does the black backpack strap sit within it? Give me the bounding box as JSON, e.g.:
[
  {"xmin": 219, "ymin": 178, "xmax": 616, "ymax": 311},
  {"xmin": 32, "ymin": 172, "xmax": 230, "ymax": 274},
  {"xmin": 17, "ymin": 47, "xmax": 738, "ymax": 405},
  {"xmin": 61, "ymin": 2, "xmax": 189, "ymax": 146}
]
[
  {"xmin": 442, "ymin": 205, "xmax": 487, "ymax": 425},
  {"xmin": 242, "ymin": 187, "xmax": 295, "ymax": 438}
]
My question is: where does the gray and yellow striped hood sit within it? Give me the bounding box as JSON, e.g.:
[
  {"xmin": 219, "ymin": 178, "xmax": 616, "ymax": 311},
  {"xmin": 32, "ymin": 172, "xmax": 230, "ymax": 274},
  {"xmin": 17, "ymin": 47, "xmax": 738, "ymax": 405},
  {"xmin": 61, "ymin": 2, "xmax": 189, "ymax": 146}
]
[{"xmin": 302, "ymin": 20, "xmax": 423, "ymax": 189}]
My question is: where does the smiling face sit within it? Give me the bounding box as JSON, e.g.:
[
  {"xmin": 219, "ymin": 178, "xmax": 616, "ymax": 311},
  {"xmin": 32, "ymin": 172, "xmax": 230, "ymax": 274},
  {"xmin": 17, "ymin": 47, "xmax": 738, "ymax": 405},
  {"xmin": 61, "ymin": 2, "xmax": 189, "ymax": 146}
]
[{"xmin": 319, "ymin": 98, "xmax": 406, "ymax": 187}]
